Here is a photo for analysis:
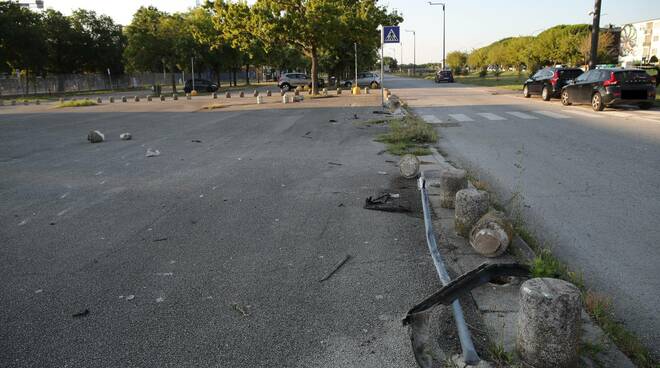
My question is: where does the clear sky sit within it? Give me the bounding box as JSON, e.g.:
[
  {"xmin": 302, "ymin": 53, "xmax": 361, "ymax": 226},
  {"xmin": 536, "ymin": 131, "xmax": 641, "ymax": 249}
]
[{"xmin": 44, "ymin": 0, "xmax": 660, "ymax": 64}]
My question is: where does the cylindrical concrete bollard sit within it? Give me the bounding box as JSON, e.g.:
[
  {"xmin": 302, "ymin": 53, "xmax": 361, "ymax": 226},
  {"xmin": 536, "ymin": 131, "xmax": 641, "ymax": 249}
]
[
  {"xmin": 337, "ymin": 88, "xmax": 342, "ymax": 95},
  {"xmin": 280, "ymin": 90, "xmax": 286, "ymax": 96},
  {"xmin": 134, "ymin": 96, "xmax": 140, "ymax": 102},
  {"xmin": 226, "ymin": 92, "xmax": 231, "ymax": 98},
  {"xmin": 253, "ymin": 90, "xmax": 259, "ymax": 97},
  {"xmin": 454, "ymin": 188, "xmax": 489, "ymax": 237},
  {"xmin": 256, "ymin": 95, "xmax": 264, "ymax": 104},
  {"xmin": 364, "ymin": 87, "xmax": 370, "ymax": 94},
  {"xmin": 294, "ymin": 89, "xmax": 300, "ymax": 96},
  {"xmin": 212, "ymin": 92, "xmax": 217, "ymax": 99},
  {"xmin": 97, "ymin": 97, "xmax": 102, "ymax": 103},
  {"xmin": 160, "ymin": 95, "xmax": 165, "ymax": 101},
  {"xmin": 35, "ymin": 100, "xmax": 40, "ymax": 105},
  {"xmin": 239, "ymin": 91, "xmax": 244, "ymax": 98},
  {"xmin": 186, "ymin": 93, "xmax": 191, "ymax": 100},
  {"xmin": 282, "ymin": 95, "xmax": 289, "ymax": 104},
  {"xmin": 469, "ymin": 211, "xmax": 513, "ymax": 257},
  {"xmin": 266, "ymin": 90, "xmax": 272, "ymax": 97},
  {"xmin": 147, "ymin": 96, "xmax": 152, "ymax": 102},
  {"xmin": 122, "ymin": 96, "xmax": 127, "ymax": 102},
  {"xmin": 322, "ymin": 88, "xmax": 328, "ymax": 96},
  {"xmin": 109, "ymin": 96, "xmax": 115, "ymax": 103},
  {"xmin": 173, "ymin": 93, "xmax": 178, "ymax": 100},
  {"xmin": 59, "ymin": 98, "xmax": 64, "ymax": 104},
  {"xmin": 517, "ymin": 278, "xmax": 581, "ymax": 368},
  {"xmin": 11, "ymin": 100, "xmax": 17, "ymax": 106},
  {"xmin": 399, "ymin": 154, "xmax": 420, "ymax": 179},
  {"xmin": 439, "ymin": 168, "xmax": 467, "ymax": 209}
]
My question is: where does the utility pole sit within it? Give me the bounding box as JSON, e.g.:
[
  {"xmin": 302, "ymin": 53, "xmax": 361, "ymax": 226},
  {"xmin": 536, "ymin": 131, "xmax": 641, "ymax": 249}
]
[
  {"xmin": 589, "ymin": 0, "xmax": 602, "ymax": 70},
  {"xmin": 191, "ymin": 57, "xmax": 195, "ymax": 91},
  {"xmin": 429, "ymin": 2, "xmax": 446, "ymax": 70},
  {"xmin": 400, "ymin": 42, "xmax": 404, "ymax": 72},
  {"xmin": 406, "ymin": 30, "xmax": 416, "ymax": 75},
  {"xmin": 354, "ymin": 42, "xmax": 358, "ymax": 88}
]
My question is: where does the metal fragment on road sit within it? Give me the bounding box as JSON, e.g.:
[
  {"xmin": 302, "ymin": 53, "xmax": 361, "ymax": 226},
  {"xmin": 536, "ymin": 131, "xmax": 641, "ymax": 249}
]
[
  {"xmin": 120, "ymin": 133, "xmax": 132, "ymax": 140},
  {"xmin": 319, "ymin": 254, "xmax": 351, "ymax": 282}
]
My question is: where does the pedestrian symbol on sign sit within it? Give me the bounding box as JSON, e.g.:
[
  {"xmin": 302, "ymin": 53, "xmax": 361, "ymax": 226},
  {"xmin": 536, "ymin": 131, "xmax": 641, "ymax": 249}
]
[{"xmin": 383, "ymin": 26, "xmax": 400, "ymax": 44}]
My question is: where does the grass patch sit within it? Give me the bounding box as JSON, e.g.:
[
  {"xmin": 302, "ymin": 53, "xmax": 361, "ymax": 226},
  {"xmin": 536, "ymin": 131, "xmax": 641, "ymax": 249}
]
[
  {"xmin": 57, "ymin": 100, "xmax": 97, "ymax": 108},
  {"xmin": 375, "ymin": 114, "xmax": 438, "ymax": 156},
  {"xmin": 202, "ymin": 103, "xmax": 226, "ymax": 110},
  {"xmin": 488, "ymin": 343, "xmax": 514, "ymax": 367},
  {"xmin": 454, "ymin": 71, "xmax": 525, "ymax": 91}
]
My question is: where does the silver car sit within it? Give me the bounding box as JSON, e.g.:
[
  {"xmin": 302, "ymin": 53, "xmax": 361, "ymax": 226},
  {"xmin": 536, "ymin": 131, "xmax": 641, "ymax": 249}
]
[
  {"xmin": 277, "ymin": 73, "xmax": 324, "ymax": 91},
  {"xmin": 342, "ymin": 72, "xmax": 380, "ymax": 88}
]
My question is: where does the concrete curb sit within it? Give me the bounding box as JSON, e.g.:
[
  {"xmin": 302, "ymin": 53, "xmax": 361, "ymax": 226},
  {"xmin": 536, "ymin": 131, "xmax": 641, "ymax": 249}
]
[{"xmin": 421, "ymin": 145, "xmax": 635, "ymax": 367}]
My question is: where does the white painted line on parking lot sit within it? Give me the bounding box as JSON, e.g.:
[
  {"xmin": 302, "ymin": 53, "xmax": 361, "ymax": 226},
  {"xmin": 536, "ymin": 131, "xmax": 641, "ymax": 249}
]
[
  {"xmin": 477, "ymin": 113, "xmax": 506, "ymax": 121},
  {"xmin": 421, "ymin": 115, "xmax": 443, "ymax": 124},
  {"xmin": 534, "ymin": 111, "xmax": 570, "ymax": 119},
  {"xmin": 562, "ymin": 109, "xmax": 605, "ymax": 119},
  {"xmin": 449, "ymin": 114, "xmax": 474, "ymax": 122},
  {"xmin": 506, "ymin": 111, "xmax": 538, "ymax": 120}
]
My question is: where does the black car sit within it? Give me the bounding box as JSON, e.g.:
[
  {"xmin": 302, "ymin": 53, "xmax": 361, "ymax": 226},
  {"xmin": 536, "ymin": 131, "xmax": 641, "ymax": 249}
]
[
  {"xmin": 184, "ymin": 79, "xmax": 218, "ymax": 93},
  {"xmin": 435, "ymin": 70, "xmax": 454, "ymax": 83},
  {"xmin": 561, "ymin": 68, "xmax": 656, "ymax": 111},
  {"xmin": 523, "ymin": 67, "xmax": 583, "ymax": 101}
]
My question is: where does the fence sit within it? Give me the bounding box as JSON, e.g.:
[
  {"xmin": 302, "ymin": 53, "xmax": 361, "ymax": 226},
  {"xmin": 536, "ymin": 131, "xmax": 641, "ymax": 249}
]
[{"xmin": 0, "ymin": 70, "xmax": 264, "ymax": 97}]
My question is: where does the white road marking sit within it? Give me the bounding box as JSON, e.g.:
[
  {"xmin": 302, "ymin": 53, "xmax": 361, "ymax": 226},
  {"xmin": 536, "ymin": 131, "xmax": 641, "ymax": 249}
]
[
  {"xmin": 449, "ymin": 114, "xmax": 474, "ymax": 122},
  {"xmin": 506, "ymin": 111, "xmax": 538, "ymax": 120},
  {"xmin": 477, "ymin": 113, "xmax": 506, "ymax": 121},
  {"xmin": 421, "ymin": 114, "xmax": 443, "ymax": 124},
  {"xmin": 534, "ymin": 111, "xmax": 570, "ymax": 119},
  {"xmin": 562, "ymin": 109, "xmax": 605, "ymax": 119}
]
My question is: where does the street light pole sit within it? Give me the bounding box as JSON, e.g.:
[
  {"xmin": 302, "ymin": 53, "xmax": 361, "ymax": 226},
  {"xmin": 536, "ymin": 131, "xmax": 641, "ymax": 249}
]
[
  {"xmin": 406, "ymin": 30, "xmax": 416, "ymax": 75},
  {"xmin": 588, "ymin": 0, "xmax": 602, "ymax": 70},
  {"xmin": 429, "ymin": 2, "xmax": 446, "ymax": 70}
]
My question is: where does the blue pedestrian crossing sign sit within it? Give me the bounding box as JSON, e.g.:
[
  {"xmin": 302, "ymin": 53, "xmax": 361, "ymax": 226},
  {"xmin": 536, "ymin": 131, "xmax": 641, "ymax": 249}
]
[{"xmin": 383, "ymin": 26, "xmax": 400, "ymax": 44}]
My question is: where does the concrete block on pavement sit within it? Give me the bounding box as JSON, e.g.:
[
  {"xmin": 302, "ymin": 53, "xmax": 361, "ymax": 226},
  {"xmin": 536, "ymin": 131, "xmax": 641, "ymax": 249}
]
[
  {"xmin": 439, "ymin": 168, "xmax": 468, "ymax": 209},
  {"xmin": 455, "ymin": 188, "xmax": 489, "ymax": 237},
  {"xmin": 517, "ymin": 278, "xmax": 581, "ymax": 368}
]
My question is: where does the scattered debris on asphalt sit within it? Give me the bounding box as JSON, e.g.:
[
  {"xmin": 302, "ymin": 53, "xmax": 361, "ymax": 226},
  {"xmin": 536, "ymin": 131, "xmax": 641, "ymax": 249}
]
[
  {"xmin": 378, "ymin": 171, "xmax": 388, "ymax": 175},
  {"xmin": 72, "ymin": 309, "xmax": 90, "ymax": 318},
  {"xmin": 389, "ymin": 193, "xmax": 400, "ymax": 198},
  {"xmin": 338, "ymin": 203, "xmax": 344, "ymax": 207},
  {"xmin": 305, "ymin": 131, "xmax": 312, "ymax": 136},
  {"xmin": 145, "ymin": 149, "xmax": 161, "ymax": 157},
  {"xmin": 385, "ymin": 160, "xmax": 396, "ymax": 163},
  {"xmin": 328, "ymin": 162, "xmax": 343, "ymax": 166},
  {"xmin": 87, "ymin": 130, "xmax": 104, "ymax": 143},
  {"xmin": 319, "ymin": 254, "xmax": 351, "ymax": 282},
  {"xmin": 231, "ymin": 303, "xmax": 250, "ymax": 317},
  {"xmin": 372, "ymin": 110, "xmax": 391, "ymax": 115},
  {"xmin": 353, "ymin": 114, "xmax": 359, "ymax": 119},
  {"xmin": 377, "ymin": 150, "xmax": 386, "ymax": 155},
  {"xmin": 191, "ymin": 139, "xmax": 202, "ymax": 143},
  {"xmin": 364, "ymin": 193, "xmax": 411, "ymax": 213},
  {"xmin": 301, "ymin": 135, "xmax": 312, "ymax": 139},
  {"xmin": 153, "ymin": 237, "xmax": 168, "ymax": 242},
  {"xmin": 120, "ymin": 133, "xmax": 132, "ymax": 141},
  {"xmin": 329, "ymin": 119, "xmax": 337, "ymax": 123},
  {"xmin": 126, "ymin": 295, "xmax": 135, "ymax": 301}
]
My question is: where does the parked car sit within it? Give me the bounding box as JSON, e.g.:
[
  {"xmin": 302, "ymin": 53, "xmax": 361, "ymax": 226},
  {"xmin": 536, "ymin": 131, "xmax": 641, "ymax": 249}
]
[
  {"xmin": 560, "ymin": 68, "xmax": 656, "ymax": 111},
  {"xmin": 523, "ymin": 67, "xmax": 583, "ymax": 101},
  {"xmin": 183, "ymin": 79, "xmax": 218, "ymax": 93},
  {"xmin": 435, "ymin": 70, "xmax": 454, "ymax": 83},
  {"xmin": 342, "ymin": 72, "xmax": 380, "ymax": 89},
  {"xmin": 277, "ymin": 73, "xmax": 325, "ymax": 91}
]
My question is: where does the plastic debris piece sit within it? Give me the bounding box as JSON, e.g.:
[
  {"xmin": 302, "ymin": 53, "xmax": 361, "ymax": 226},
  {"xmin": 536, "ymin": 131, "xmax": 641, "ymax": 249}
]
[
  {"xmin": 145, "ymin": 149, "xmax": 161, "ymax": 157},
  {"xmin": 319, "ymin": 254, "xmax": 351, "ymax": 282},
  {"xmin": 72, "ymin": 309, "xmax": 90, "ymax": 318}
]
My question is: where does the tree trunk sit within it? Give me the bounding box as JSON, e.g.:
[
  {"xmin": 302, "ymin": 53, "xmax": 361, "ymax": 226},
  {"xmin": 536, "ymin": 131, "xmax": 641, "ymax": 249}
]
[
  {"xmin": 232, "ymin": 68, "xmax": 237, "ymax": 86},
  {"xmin": 171, "ymin": 71, "xmax": 177, "ymax": 94},
  {"xmin": 245, "ymin": 64, "xmax": 250, "ymax": 85},
  {"xmin": 311, "ymin": 47, "xmax": 319, "ymax": 95}
]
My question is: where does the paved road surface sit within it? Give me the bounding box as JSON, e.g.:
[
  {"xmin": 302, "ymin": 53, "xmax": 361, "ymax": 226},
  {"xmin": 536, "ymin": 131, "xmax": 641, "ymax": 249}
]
[
  {"xmin": 386, "ymin": 74, "xmax": 660, "ymax": 357},
  {"xmin": 0, "ymin": 104, "xmax": 438, "ymax": 367}
]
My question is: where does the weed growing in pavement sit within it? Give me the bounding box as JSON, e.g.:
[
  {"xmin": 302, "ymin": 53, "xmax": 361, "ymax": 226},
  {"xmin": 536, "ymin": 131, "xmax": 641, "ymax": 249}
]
[
  {"xmin": 375, "ymin": 114, "xmax": 438, "ymax": 156},
  {"xmin": 57, "ymin": 100, "xmax": 97, "ymax": 108},
  {"xmin": 580, "ymin": 341, "xmax": 606, "ymax": 368},
  {"xmin": 488, "ymin": 343, "xmax": 514, "ymax": 367}
]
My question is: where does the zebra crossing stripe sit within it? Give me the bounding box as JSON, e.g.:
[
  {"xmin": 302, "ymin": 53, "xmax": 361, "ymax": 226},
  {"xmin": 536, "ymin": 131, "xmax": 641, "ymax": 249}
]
[
  {"xmin": 477, "ymin": 113, "xmax": 506, "ymax": 121},
  {"xmin": 534, "ymin": 111, "xmax": 570, "ymax": 119},
  {"xmin": 562, "ymin": 109, "xmax": 605, "ymax": 119},
  {"xmin": 506, "ymin": 111, "xmax": 538, "ymax": 120},
  {"xmin": 421, "ymin": 115, "xmax": 443, "ymax": 124},
  {"xmin": 448, "ymin": 114, "xmax": 474, "ymax": 122}
]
